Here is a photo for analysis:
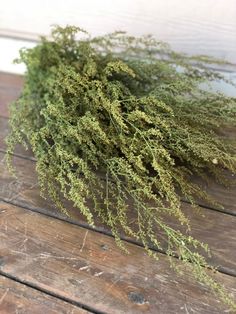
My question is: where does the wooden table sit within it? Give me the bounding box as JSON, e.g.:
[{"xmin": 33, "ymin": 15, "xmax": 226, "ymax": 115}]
[{"xmin": 0, "ymin": 72, "xmax": 235, "ymax": 313}]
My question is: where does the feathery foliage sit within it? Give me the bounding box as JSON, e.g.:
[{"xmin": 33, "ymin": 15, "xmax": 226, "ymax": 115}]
[{"xmin": 6, "ymin": 26, "xmax": 236, "ymax": 310}]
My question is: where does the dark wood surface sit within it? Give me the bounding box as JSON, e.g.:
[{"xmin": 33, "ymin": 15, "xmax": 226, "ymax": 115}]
[
  {"xmin": 0, "ymin": 72, "xmax": 23, "ymax": 118},
  {"xmin": 0, "ymin": 71, "xmax": 236, "ymax": 313},
  {"xmin": 0, "ymin": 276, "xmax": 87, "ymax": 314},
  {"xmin": 0, "ymin": 152, "xmax": 236, "ymax": 276},
  {"xmin": 1, "ymin": 202, "xmax": 235, "ymax": 314}
]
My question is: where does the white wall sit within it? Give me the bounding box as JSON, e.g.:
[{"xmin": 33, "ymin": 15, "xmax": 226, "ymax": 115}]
[{"xmin": 0, "ymin": 0, "xmax": 236, "ymax": 74}]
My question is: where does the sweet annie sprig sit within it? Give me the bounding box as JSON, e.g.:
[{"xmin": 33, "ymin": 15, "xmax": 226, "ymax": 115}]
[{"xmin": 6, "ymin": 26, "xmax": 236, "ymax": 310}]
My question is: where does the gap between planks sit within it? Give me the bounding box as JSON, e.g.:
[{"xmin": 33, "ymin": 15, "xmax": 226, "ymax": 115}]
[
  {"xmin": 0, "ymin": 272, "xmax": 93, "ymax": 314},
  {"xmin": 0, "ymin": 201, "xmax": 235, "ymax": 314},
  {"xmin": 0, "ymin": 136, "xmax": 235, "ymax": 218},
  {"xmin": 0, "ymin": 142, "xmax": 236, "ymax": 276},
  {"xmin": 0, "ymin": 153, "xmax": 235, "ymax": 220},
  {"xmin": 1, "ymin": 73, "xmax": 236, "ymax": 271},
  {"xmin": 1, "ymin": 72, "xmax": 236, "ymax": 314},
  {"xmin": 0, "ymin": 195, "xmax": 236, "ymax": 279}
]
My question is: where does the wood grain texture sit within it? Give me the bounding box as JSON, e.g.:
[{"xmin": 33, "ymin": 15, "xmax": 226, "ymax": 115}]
[
  {"xmin": 0, "ymin": 276, "xmax": 88, "ymax": 314},
  {"xmin": 0, "ymin": 152, "xmax": 235, "ymax": 275},
  {"xmin": 0, "ymin": 201, "xmax": 235, "ymax": 314},
  {"xmin": 0, "ymin": 72, "xmax": 23, "ymax": 118},
  {"xmin": 0, "ymin": 72, "xmax": 236, "ymax": 277},
  {"xmin": 187, "ymin": 173, "xmax": 236, "ymax": 215}
]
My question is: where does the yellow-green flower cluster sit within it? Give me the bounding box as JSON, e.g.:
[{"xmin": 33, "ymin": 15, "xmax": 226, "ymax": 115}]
[{"xmin": 6, "ymin": 26, "xmax": 236, "ymax": 310}]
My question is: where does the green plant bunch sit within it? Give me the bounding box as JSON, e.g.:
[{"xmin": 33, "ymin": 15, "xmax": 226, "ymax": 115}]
[{"xmin": 6, "ymin": 26, "xmax": 236, "ymax": 309}]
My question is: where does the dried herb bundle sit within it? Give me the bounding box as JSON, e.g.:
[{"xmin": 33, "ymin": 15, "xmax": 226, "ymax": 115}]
[{"xmin": 6, "ymin": 26, "xmax": 236, "ymax": 310}]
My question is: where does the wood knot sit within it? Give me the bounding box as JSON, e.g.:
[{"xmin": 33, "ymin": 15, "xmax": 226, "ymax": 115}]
[
  {"xmin": 128, "ymin": 291, "xmax": 146, "ymax": 304},
  {"xmin": 100, "ymin": 244, "xmax": 109, "ymax": 251}
]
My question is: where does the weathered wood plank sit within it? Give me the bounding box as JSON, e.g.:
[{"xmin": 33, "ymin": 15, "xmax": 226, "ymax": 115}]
[
  {"xmin": 0, "ymin": 201, "xmax": 235, "ymax": 314},
  {"xmin": 0, "ymin": 152, "xmax": 235, "ymax": 275},
  {"xmin": 0, "ymin": 72, "xmax": 23, "ymax": 118},
  {"xmin": 187, "ymin": 173, "xmax": 236, "ymax": 215},
  {"xmin": 0, "ymin": 275, "xmax": 88, "ymax": 314}
]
